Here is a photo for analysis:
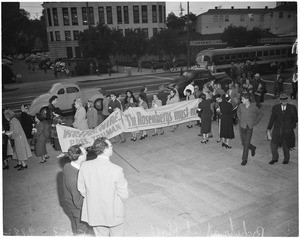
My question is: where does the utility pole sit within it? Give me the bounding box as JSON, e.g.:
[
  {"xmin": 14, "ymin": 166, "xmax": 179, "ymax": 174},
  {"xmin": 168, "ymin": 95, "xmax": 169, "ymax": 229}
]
[{"xmin": 187, "ymin": 1, "xmax": 190, "ymax": 68}]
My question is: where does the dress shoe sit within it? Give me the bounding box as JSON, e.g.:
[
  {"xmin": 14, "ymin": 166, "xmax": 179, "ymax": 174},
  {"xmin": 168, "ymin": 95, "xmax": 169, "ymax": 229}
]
[
  {"xmin": 251, "ymin": 146, "xmax": 256, "ymax": 156},
  {"xmin": 14, "ymin": 164, "xmax": 21, "ymax": 168},
  {"xmin": 217, "ymin": 138, "xmax": 221, "ymax": 143},
  {"xmin": 152, "ymin": 133, "xmax": 158, "ymax": 136},
  {"xmin": 3, "ymin": 165, "xmax": 9, "ymax": 170},
  {"xmin": 241, "ymin": 161, "xmax": 247, "ymax": 166},
  {"xmin": 222, "ymin": 142, "xmax": 226, "ymax": 147},
  {"xmin": 282, "ymin": 161, "xmax": 289, "ymax": 164},
  {"xmin": 269, "ymin": 160, "xmax": 278, "ymax": 164},
  {"xmin": 18, "ymin": 165, "xmax": 28, "ymax": 171},
  {"xmin": 140, "ymin": 135, "xmax": 145, "ymax": 140},
  {"xmin": 160, "ymin": 130, "xmax": 164, "ymax": 135},
  {"xmin": 39, "ymin": 160, "xmax": 47, "ymax": 164},
  {"xmin": 224, "ymin": 144, "xmax": 232, "ymax": 149}
]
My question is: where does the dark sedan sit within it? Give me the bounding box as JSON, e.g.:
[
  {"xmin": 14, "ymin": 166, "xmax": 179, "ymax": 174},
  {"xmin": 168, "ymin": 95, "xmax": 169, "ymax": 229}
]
[{"xmin": 167, "ymin": 68, "xmax": 232, "ymax": 97}]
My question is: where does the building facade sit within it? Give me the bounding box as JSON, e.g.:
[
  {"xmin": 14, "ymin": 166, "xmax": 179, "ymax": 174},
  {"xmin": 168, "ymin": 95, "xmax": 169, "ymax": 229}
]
[
  {"xmin": 43, "ymin": 2, "xmax": 166, "ymax": 60},
  {"xmin": 196, "ymin": 2, "xmax": 297, "ymax": 36}
]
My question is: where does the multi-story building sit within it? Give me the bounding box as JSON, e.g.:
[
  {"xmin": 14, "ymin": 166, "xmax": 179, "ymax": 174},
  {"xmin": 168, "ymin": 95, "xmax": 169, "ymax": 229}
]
[
  {"xmin": 43, "ymin": 2, "xmax": 166, "ymax": 60},
  {"xmin": 196, "ymin": 2, "xmax": 297, "ymax": 36}
]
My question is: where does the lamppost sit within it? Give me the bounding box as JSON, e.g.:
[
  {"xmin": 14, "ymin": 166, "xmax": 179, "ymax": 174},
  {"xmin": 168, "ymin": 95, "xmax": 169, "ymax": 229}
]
[{"xmin": 186, "ymin": 2, "xmax": 190, "ymax": 68}]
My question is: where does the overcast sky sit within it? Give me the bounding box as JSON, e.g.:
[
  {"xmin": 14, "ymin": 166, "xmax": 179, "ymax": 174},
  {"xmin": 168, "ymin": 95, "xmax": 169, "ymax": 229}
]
[{"xmin": 19, "ymin": 1, "xmax": 277, "ymax": 19}]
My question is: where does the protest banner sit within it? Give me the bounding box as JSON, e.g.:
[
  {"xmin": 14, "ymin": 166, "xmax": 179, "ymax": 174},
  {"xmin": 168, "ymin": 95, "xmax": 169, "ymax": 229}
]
[{"xmin": 57, "ymin": 99, "xmax": 200, "ymax": 152}]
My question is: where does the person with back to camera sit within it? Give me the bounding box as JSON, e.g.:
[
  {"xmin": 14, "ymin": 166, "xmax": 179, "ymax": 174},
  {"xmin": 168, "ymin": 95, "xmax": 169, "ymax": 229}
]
[
  {"xmin": 20, "ymin": 104, "xmax": 34, "ymax": 150},
  {"xmin": 166, "ymin": 88, "xmax": 180, "ymax": 132},
  {"xmin": 237, "ymin": 92, "xmax": 264, "ymax": 166},
  {"xmin": 87, "ymin": 100, "xmax": 98, "ymax": 129},
  {"xmin": 78, "ymin": 137, "xmax": 128, "ymax": 236},
  {"xmin": 185, "ymin": 89, "xmax": 195, "ymax": 129},
  {"xmin": 197, "ymin": 93, "xmax": 213, "ymax": 144},
  {"xmin": 267, "ymin": 93, "xmax": 298, "ymax": 165},
  {"xmin": 63, "ymin": 144, "xmax": 90, "ymax": 235},
  {"xmin": 139, "ymin": 86, "xmax": 149, "ymax": 108},
  {"xmin": 33, "ymin": 113, "xmax": 48, "ymax": 164}
]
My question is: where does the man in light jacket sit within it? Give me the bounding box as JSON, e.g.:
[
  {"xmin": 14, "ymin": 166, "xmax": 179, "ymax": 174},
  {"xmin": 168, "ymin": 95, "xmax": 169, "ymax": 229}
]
[{"xmin": 78, "ymin": 137, "xmax": 128, "ymax": 236}]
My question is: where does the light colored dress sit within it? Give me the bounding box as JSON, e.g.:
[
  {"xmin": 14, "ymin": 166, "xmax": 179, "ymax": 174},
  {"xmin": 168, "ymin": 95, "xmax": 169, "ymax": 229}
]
[
  {"xmin": 73, "ymin": 106, "xmax": 89, "ymax": 130},
  {"xmin": 10, "ymin": 117, "xmax": 32, "ymax": 161}
]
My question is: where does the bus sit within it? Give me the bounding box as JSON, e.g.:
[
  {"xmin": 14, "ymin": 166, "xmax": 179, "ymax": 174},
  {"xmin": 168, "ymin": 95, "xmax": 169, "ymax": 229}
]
[{"xmin": 196, "ymin": 44, "xmax": 294, "ymax": 74}]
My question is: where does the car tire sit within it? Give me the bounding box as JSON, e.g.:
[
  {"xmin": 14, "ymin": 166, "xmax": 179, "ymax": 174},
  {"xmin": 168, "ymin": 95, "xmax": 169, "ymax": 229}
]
[
  {"xmin": 40, "ymin": 106, "xmax": 48, "ymax": 119},
  {"xmin": 94, "ymin": 98, "xmax": 103, "ymax": 111}
]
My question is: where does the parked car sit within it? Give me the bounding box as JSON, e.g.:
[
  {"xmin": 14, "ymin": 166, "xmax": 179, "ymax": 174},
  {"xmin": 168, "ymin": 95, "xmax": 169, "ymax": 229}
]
[
  {"xmin": 29, "ymin": 82, "xmax": 104, "ymax": 117},
  {"xmin": 167, "ymin": 68, "xmax": 232, "ymax": 97}
]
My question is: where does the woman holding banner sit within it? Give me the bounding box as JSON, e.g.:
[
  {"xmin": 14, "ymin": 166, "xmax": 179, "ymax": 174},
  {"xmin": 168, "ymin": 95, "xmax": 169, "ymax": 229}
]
[
  {"xmin": 73, "ymin": 98, "xmax": 89, "ymax": 130},
  {"xmin": 167, "ymin": 89, "xmax": 180, "ymax": 132},
  {"xmin": 125, "ymin": 96, "xmax": 139, "ymax": 141},
  {"xmin": 138, "ymin": 96, "xmax": 148, "ymax": 140},
  {"xmin": 151, "ymin": 94, "xmax": 164, "ymax": 136}
]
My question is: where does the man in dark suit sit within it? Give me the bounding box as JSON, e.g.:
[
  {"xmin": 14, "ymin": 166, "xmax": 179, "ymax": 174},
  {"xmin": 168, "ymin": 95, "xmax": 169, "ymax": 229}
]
[
  {"xmin": 267, "ymin": 93, "xmax": 298, "ymax": 164},
  {"xmin": 63, "ymin": 145, "xmax": 89, "ymax": 235}
]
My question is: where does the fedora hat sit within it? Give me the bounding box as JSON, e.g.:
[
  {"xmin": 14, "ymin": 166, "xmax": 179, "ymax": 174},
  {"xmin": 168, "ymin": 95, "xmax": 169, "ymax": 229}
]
[{"xmin": 279, "ymin": 93, "xmax": 288, "ymax": 100}]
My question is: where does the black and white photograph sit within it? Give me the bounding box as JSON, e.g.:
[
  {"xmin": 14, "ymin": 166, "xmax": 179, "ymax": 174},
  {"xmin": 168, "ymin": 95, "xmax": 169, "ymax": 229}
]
[{"xmin": 2, "ymin": 1, "xmax": 298, "ymax": 236}]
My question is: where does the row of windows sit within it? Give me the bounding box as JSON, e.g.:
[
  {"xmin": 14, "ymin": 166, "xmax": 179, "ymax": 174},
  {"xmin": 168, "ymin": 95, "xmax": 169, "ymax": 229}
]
[
  {"xmin": 214, "ymin": 48, "xmax": 290, "ymax": 62},
  {"xmin": 48, "ymin": 27, "xmax": 164, "ymax": 41},
  {"xmin": 213, "ymin": 14, "xmax": 264, "ymax": 22},
  {"xmin": 46, "ymin": 5, "xmax": 165, "ymax": 27}
]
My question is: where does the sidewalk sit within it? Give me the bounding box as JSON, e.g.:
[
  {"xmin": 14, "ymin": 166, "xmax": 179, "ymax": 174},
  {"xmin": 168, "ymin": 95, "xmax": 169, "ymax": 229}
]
[{"xmin": 3, "ymin": 98, "xmax": 298, "ymax": 236}]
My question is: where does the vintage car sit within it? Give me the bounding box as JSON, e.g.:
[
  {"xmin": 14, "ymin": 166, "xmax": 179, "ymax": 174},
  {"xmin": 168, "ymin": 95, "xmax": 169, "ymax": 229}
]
[
  {"xmin": 29, "ymin": 82, "xmax": 104, "ymax": 117},
  {"xmin": 167, "ymin": 68, "xmax": 232, "ymax": 97}
]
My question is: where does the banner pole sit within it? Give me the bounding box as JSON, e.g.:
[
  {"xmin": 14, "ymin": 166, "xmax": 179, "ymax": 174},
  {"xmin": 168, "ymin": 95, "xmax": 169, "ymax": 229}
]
[{"xmin": 113, "ymin": 149, "xmax": 140, "ymax": 173}]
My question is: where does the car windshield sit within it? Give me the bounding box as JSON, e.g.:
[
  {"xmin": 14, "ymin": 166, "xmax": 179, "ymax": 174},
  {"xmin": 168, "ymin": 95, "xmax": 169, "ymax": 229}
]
[{"xmin": 183, "ymin": 71, "xmax": 192, "ymax": 78}]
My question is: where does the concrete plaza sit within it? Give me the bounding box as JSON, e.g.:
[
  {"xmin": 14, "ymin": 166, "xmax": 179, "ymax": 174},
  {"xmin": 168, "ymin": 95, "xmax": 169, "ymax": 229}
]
[{"xmin": 2, "ymin": 96, "xmax": 298, "ymax": 236}]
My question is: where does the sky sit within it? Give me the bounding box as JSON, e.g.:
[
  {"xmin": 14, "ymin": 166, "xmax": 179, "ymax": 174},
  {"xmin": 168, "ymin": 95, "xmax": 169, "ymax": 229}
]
[{"xmin": 19, "ymin": 1, "xmax": 277, "ymax": 19}]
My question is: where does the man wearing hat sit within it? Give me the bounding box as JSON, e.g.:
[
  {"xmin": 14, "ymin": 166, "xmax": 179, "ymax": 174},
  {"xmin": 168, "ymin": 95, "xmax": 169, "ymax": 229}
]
[
  {"xmin": 267, "ymin": 93, "xmax": 298, "ymax": 164},
  {"xmin": 237, "ymin": 92, "xmax": 264, "ymax": 166}
]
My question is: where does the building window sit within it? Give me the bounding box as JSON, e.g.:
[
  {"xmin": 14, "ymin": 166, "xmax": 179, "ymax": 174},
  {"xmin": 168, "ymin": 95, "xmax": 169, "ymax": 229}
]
[
  {"xmin": 47, "ymin": 8, "xmax": 52, "ymax": 26},
  {"xmin": 279, "ymin": 12, "xmax": 283, "ymax": 18},
  {"xmin": 142, "ymin": 5, "xmax": 148, "ymax": 23},
  {"xmin": 98, "ymin": 7, "xmax": 105, "ymax": 24},
  {"xmin": 65, "ymin": 31, "xmax": 71, "ymax": 41},
  {"xmin": 66, "ymin": 47, "xmax": 73, "ymax": 58},
  {"xmin": 71, "ymin": 8, "xmax": 78, "ymax": 25},
  {"xmin": 142, "ymin": 28, "xmax": 148, "ymax": 38},
  {"xmin": 133, "ymin": 6, "xmax": 139, "ymax": 23},
  {"xmin": 117, "ymin": 6, "xmax": 122, "ymax": 24},
  {"xmin": 82, "ymin": 7, "xmax": 87, "ymax": 25},
  {"xmin": 62, "ymin": 8, "xmax": 70, "ymax": 26},
  {"xmin": 123, "ymin": 6, "xmax": 129, "ymax": 24},
  {"xmin": 75, "ymin": 47, "xmax": 81, "ymax": 58},
  {"xmin": 73, "ymin": 30, "xmax": 79, "ymax": 40},
  {"xmin": 240, "ymin": 15, "xmax": 245, "ymax": 21},
  {"xmin": 52, "ymin": 8, "xmax": 59, "ymax": 26},
  {"xmin": 163, "ymin": 5, "xmax": 166, "ymax": 23},
  {"xmin": 89, "ymin": 7, "xmax": 95, "ymax": 25},
  {"xmin": 153, "ymin": 28, "xmax": 158, "ymax": 36},
  {"xmin": 55, "ymin": 31, "xmax": 61, "ymax": 41},
  {"xmin": 49, "ymin": 31, "xmax": 54, "ymax": 41},
  {"xmin": 106, "ymin": 6, "xmax": 113, "ymax": 24},
  {"xmin": 214, "ymin": 15, "xmax": 218, "ymax": 22},
  {"xmin": 158, "ymin": 5, "xmax": 163, "ymax": 23},
  {"xmin": 152, "ymin": 5, "xmax": 157, "ymax": 23},
  {"xmin": 260, "ymin": 14, "xmax": 264, "ymax": 21},
  {"xmin": 225, "ymin": 15, "xmax": 229, "ymax": 21},
  {"xmin": 219, "ymin": 15, "xmax": 223, "ymax": 22}
]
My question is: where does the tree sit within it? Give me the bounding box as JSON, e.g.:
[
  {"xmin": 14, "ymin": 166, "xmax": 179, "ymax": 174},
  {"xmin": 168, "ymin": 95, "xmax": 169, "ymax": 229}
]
[
  {"xmin": 122, "ymin": 29, "xmax": 149, "ymax": 61},
  {"xmin": 78, "ymin": 24, "xmax": 114, "ymax": 61},
  {"xmin": 222, "ymin": 25, "xmax": 264, "ymax": 47},
  {"xmin": 149, "ymin": 29, "xmax": 186, "ymax": 61},
  {"xmin": 166, "ymin": 12, "xmax": 197, "ymax": 32}
]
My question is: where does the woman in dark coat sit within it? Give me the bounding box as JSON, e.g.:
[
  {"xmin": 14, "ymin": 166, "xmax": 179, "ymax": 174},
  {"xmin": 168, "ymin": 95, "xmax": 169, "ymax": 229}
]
[
  {"xmin": 20, "ymin": 105, "xmax": 34, "ymax": 147},
  {"xmin": 197, "ymin": 93, "xmax": 213, "ymax": 143},
  {"xmin": 219, "ymin": 95, "xmax": 235, "ymax": 148},
  {"xmin": 33, "ymin": 113, "xmax": 48, "ymax": 164}
]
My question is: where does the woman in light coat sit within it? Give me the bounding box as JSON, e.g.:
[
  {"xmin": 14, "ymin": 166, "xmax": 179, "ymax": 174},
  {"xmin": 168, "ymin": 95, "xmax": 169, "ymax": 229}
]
[
  {"xmin": 73, "ymin": 98, "xmax": 89, "ymax": 130},
  {"xmin": 5, "ymin": 110, "xmax": 32, "ymax": 170}
]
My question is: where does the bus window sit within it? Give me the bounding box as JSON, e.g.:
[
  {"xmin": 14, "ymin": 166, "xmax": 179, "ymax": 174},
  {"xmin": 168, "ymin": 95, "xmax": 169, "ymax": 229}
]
[
  {"xmin": 270, "ymin": 50, "xmax": 274, "ymax": 56},
  {"xmin": 263, "ymin": 51, "xmax": 269, "ymax": 56},
  {"xmin": 276, "ymin": 49, "xmax": 280, "ymax": 55},
  {"xmin": 219, "ymin": 55, "xmax": 224, "ymax": 61},
  {"xmin": 250, "ymin": 52, "xmax": 255, "ymax": 58},
  {"xmin": 231, "ymin": 54, "xmax": 237, "ymax": 60},
  {"xmin": 237, "ymin": 53, "xmax": 242, "ymax": 59},
  {"xmin": 257, "ymin": 51, "xmax": 262, "ymax": 57},
  {"xmin": 243, "ymin": 53, "xmax": 249, "ymax": 58},
  {"xmin": 281, "ymin": 48, "xmax": 286, "ymax": 54},
  {"xmin": 203, "ymin": 55, "xmax": 211, "ymax": 62},
  {"xmin": 225, "ymin": 54, "xmax": 230, "ymax": 61}
]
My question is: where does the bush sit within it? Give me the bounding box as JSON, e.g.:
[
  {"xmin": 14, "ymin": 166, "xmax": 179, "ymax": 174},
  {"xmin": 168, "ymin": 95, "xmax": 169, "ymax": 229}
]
[{"xmin": 75, "ymin": 61, "xmax": 89, "ymax": 75}]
